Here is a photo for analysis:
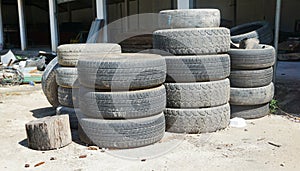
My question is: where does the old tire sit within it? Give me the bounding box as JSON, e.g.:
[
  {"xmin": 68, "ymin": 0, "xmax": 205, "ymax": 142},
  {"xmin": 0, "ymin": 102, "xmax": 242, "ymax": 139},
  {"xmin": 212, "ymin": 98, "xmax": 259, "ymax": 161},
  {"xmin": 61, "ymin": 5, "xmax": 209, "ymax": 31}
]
[
  {"xmin": 77, "ymin": 112, "xmax": 165, "ymax": 149},
  {"xmin": 78, "ymin": 53, "xmax": 166, "ymax": 90},
  {"xmin": 58, "ymin": 87, "xmax": 79, "ymax": 108},
  {"xmin": 230, "ymin": 83, "xmax": 274, "ymax": 105},
  {"xmin": 230, "ymin": 21, "xmax": 273, "ymax": 44},
  {"xmin": 230, "ymin": 67, "xmax": 273, "ymax": 88},
  {"xmin": 159, "ymin": 9, "xmax": 220, "ymax": 28},
  {"xmin": 230, "ymin": 103, "xmax": 270, "ymax": 119},
  {"xmin": 41, "ymin": 57, "xmax": 59, "ymax": 107},
  {"xmin": 228, "ymin": 45, "xmax": 275, "ymax": 69},
  {"xmin": 153, "ymin": 28, "xmax": 230, "ymax": 55},
  {"xmin": 79, "ymin": 85, "xmax": 166, "ymax": 119},
  {"xmin": 165, "ymin": 54, "xmax": 230, "ymax": 82},
  {"xmin": 57, "ymin": 43, "xmax": 121, "ymax": 66},
  {"xmin": 56, "ymin": 67, "xmax": 78, "ymax": 88},
  {"xmin": 165, "ymin": 79, "xmax": 230, "ymax": 108},
  {"xmin": 56, "ymin": 106, "xmax": 78, "ymax": 129},
  {"xmin": 164, "ymin": 103, "xmax": 230, "ymax": 133}
]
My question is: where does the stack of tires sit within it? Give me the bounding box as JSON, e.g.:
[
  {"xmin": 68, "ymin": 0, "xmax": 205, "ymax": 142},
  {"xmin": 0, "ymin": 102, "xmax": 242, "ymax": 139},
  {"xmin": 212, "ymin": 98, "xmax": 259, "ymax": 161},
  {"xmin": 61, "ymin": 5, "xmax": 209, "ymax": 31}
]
[
  {"xmin": 77, "ymin": 53, "xmax": 167, "ymax": 148},
  {"xmin": 55, "ymin": 43, "xmax": 122, "ymax": 129},
  {"xmin": 153, "ymin": 9, "xmax": 231, "ymax": 133},
  {"xmin": 229, "ymin": 45, "xmax": 276, "ymax": 119}
]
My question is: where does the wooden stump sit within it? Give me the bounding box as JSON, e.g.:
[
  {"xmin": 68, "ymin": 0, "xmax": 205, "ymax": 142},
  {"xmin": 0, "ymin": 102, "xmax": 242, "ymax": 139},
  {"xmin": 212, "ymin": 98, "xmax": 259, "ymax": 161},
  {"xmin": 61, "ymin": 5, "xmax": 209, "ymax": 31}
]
[{"xmin": 25, "ymin": 115, "xmax": 72, "ymax": 150}]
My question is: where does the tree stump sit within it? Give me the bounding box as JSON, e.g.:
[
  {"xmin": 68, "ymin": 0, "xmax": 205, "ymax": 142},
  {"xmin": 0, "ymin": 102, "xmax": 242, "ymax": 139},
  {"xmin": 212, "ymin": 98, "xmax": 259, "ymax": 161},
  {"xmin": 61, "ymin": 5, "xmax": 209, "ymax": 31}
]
[{"xmin": 25, "ymin": 115, "xmax": 72, "ymax": 150}]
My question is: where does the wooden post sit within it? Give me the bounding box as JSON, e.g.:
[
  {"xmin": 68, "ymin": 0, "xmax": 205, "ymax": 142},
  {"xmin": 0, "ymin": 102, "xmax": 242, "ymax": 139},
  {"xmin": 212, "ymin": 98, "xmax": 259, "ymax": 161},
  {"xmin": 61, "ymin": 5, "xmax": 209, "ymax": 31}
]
[{"xmin": 25, "ymin": 115, "xmax": 72, "ymax": 151}]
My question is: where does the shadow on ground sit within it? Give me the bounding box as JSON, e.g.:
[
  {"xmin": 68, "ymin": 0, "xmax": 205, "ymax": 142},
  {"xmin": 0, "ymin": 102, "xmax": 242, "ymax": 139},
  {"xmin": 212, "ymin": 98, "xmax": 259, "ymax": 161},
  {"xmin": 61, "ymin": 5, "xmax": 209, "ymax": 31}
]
[{"xmin": 30, "ymin": 107, "xmax": 56, "ymax": 118}]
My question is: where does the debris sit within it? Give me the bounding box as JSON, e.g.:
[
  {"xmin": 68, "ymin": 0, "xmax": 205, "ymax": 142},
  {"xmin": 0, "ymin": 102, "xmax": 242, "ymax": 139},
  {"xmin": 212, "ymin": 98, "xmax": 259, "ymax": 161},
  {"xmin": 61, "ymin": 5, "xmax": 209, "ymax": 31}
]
[
  {"xmin": 79, "ymin": 155, "xmax": 87, "ymax": 159},
  {"xmin": 100, "ymin": 148, "xmax": 106, "ymax": 153},
  {"xmin": 222, "ymin": 153, "xmax": 229, "ymax": 158},
  {"xmin": 24, "ymin": 164, "xmax": 30, "ymax": 168},
  {"xmin": 229, "ymin": 117, "xmax": 247, "ymax": 128},
  {"xmin": 141, "ymin": 159, "xmax": 146, "ymax": 162},
  {"xmin": 239, "ymin": 38, "xmax": 261, "ymax": 49},
  {"xmin": 88, "ymin": 146, "xmax": 99, "ymax": 151},
  {"xmin": 257, "ymin": 138, "xmax": 266, "ymax": 141},
  {"xmin": 34, "ymin": 162, "xmax": 45, "ymax": 167},
  {"xmin": 244, "ymin": 129, "xmax": 248, "ymax": 132},
  {"xmin": 50, "ymin": 157, "xmax": 57, "ymax": 161},
  {"xmin": 280, "ymin": 163, "xmax": 285, "ymax": 167},
  {"xmin": 268, "ymin": 141, "xmax": 282, "ymax": 148},
  {"xmin": 0, "ymin": 66, "xmax": 24, "ymax": 86},
  {"xmin": 216, "ymin": 147, "xmax": 222, "ymax": 150},
  {"xmin": 1, "ymin": 50, "xmax": 16, "ymax": 65}
]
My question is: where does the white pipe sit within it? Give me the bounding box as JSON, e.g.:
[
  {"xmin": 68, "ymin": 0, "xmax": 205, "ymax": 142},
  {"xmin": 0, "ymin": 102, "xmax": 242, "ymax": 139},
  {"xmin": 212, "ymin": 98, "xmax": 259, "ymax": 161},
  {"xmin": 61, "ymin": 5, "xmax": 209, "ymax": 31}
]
[
  {"xmin": 49, "ymin": 0, "xmax": 58, "ymax": 52},
  {"xmin": 177, "ymin": 0, "xmax": 189, "ymax": 9},
  {"xmin": 0, "ymin": 0, "xmax": 3, "ymax": 50},
  {"xmin": 96, "ymin": 0, "xmax": 107, "ymax": 42},
  {"xmin": 273, "ymin": 0, "xmax": 281, "ymax": 83},
  {"xmin": 17, "ymin": 0, "xmax": 27, "ymax": 50}
]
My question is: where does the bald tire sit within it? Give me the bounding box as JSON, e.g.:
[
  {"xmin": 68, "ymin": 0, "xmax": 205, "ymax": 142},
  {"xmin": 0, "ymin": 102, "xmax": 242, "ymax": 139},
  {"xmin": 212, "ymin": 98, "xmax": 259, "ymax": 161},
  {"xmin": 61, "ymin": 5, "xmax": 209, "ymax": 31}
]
[
  {"xmin": 164, "ymin": 103, "xmax": 230, "ymax": 134},
  {"xmin": 230, "ymin": 103, "xmax": 270, "ymax": 119},
  {"xmin": 230, "ymin": 83, "xmax": 274, "ymax": 105},
  {"xmin": 165, "ymin": 79, "xmax": 230, "ymax": 108},
  {"xmin": 57, "ymin": 43, "xmax": 121, "ymax": 66},
  {"xmin": 41, "ymin": 57, "xmax": 59, "ymax": 107},
  {"xmin": 159, "ymin": 9, "xmax": 220, "ymax": 28},
  {"xmin": 230, "ymin": 67, "xmax": 273, "ymax": 88},
  {"xmin": 79, "ymin": 85, "xmax": 166, "ymax": 119},
  {"xmin": 78, "ymin": 53, "xmax": 166, "ymax": 90},
  {"xmin": 153, "ymin": 28, "xmax": 230, "ymax": 55},
  {"xmin": 165, "ymin": 54, "xmax": 230, "ymax": 82},
  {"xmin": 77, "ymin": 112, "xmax": 165, "ymax": 149}
]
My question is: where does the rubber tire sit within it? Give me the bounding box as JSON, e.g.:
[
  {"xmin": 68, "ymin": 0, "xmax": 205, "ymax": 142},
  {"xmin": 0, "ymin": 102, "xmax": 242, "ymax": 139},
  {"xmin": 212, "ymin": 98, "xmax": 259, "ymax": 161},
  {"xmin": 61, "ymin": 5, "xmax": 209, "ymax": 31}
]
[
  {"xmin": 165, "ymin": 54, "xmax": 230, "ymax": 82},
  {"xmin": 56, "ymin": 106, "xmax": 78, "ymax": 129},
  {"xmin": 153, "ymin": 28, "xmax": 230, "ymax": 55},
  {"xmin": 230, "ymin": 83, "xmax": 274, "ymax": 105},
  {"xmin": 165, "ymin": 79, "xmax": 230, "ymax": 108},
  {"xmin": 56, "ymin": 67, "xmax": 78, "ymax": 88},
  {"xmin": 78, "ymin": 53, "xmax": 166, "ymax": 90},
  {"xmin": 230, "ymin": 103, "xmax": 270, "ymax": 119},
  {"xmin": 164, "ymin": 103, "xmax": 230, "ymax": 134},
  {"xmin": 228, "ymin": 45, "xmax": 275, "ymax": 69},
  {"xmin": 79, "ymin": 85, "xmax": 166, "ymax": 119},
  {"xmin": 159, "ymin": 9, "xmax": 220, "ymax": 28},
  {"xmin": 230, "ymin": 21, "xmax": 273, "ymax": 44},
  {"xmin": 77, "ymin": 112, "xmax": 165, "ymax": 149},
  {"xmin": 230, "ymin": 67, "xmax": 273, "ymax": 88},
  {"xmin": 57, "ymin": 43, "xmax": 121, "ymax": 66},
  {"xmin": 41, "ymin": 57, "xmax": 59, "ymax": 107},
  {"xmin": 58, "ymin": 86, "xmax": 79, "ymax": 108},
  {"xmin": 78, "ymin": 124, "xmax": 95, "ymax": 145}
]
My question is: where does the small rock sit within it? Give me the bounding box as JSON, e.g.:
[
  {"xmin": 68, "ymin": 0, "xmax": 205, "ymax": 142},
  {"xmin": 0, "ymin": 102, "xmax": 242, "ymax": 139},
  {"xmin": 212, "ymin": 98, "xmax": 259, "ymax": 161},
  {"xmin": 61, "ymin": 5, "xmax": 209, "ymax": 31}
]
[
  {"xmin": 216, "ymin": 147, "xmax": 222, "ymax": 150},
  {"xmin": 88, "ymin": 146, "xmax": 99, "ymax": 151},
  {"xmin": 280, "ymin": 163, "xmax": 285, "ymax": 167},
  {"xmin": 244, "ymin": 129, "xmax": 248, "ymax": 132},
  {"xmin": 25, "ymin": 164, "xmax": 30, "ymax": 168},
  {"xmin": 100, "ymin": 148, "xmax": 106, "ymax": 153},
  {"xmin": 50, "ymin": 157, "xmax": 57, "ymax": 161},
  {"xmin": 79, "ymin": 155, "xmax": 87, "ymax": 159},
  {"xmin": 141, "ymin": 159, "xmax": 146, "ymax": 162}
]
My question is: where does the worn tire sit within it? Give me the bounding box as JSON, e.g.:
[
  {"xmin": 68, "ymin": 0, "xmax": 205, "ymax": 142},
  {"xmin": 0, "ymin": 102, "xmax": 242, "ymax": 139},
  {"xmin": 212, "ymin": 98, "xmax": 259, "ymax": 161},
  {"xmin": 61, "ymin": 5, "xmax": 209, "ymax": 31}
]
[
  {"xmin": 41, "ymin": 57, "xmax": 59, "ymax": 107},
  {"xmin": 228, "ymin": 45, "xmax": 275, "ymax": 69},
  {"xmin": 164, "ymin": 103, "xmax": 230, "ymax": 133},
  {"xmin": 165, "ymin": 79, "xmax": 230, "ymax": 108},
  {"xmin": 230, "ymin": 83, "xmax": 274, "ymax": 105},
  {"xmin": 56, "ymin": 67, "xmax": 78, "ymax": 88},
  {"xmin": 57, "ymin": 43, "xmax": 121, "ymax": 66},
  {"xmin": 230, "ymin": 21, "xmax": 273, "ymax": 44},
  {"xmin": 165, "ymin": 54, "xmax": 230, "ymax": 82},
  {"xmin": 79, "ymin": 85, "xmax": 166, "ymax": 119},
  {"xmin": 78, "ymin": 53, "xmax": 166, "ymax": 90},
  {"xmin": 159, "ymin": 9, "xmax": 220, "ymax": 28},
  {"xmin": 153, "ymin": 28, "xmax": 230, "ymax": 55},
  {"xmin": 58, "ymin": 87, "xmax": 79, "ymax": 108},
  {"xmin": 230, "ymin": 103, "xmax": 270, "ymax": 119},
  {"xmin": 230, "ymin": 67, "xmax": 273, "ymax": 88},
  {"xmin": 56, "ymin": 106, "xmax": 78, "ymax": 129},
  {"xmin": 77, "ymin": 112, "xmax": 165, "ymax": 149}
]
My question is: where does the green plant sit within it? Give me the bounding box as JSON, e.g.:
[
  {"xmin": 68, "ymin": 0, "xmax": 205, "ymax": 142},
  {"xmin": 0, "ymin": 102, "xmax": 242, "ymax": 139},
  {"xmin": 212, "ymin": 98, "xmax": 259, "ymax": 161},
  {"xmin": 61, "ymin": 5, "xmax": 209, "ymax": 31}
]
[{"xmin": 270, "ymin": 99, "xmax": 279, "ymax": 114}]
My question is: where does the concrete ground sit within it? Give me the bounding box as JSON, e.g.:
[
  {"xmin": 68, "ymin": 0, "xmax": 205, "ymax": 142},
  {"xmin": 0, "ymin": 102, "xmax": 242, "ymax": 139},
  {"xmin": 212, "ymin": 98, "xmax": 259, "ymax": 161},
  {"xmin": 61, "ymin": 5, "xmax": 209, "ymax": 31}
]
[{"xmin": 0, "ymin": 82, "xmax": 300, "ymax": 171}]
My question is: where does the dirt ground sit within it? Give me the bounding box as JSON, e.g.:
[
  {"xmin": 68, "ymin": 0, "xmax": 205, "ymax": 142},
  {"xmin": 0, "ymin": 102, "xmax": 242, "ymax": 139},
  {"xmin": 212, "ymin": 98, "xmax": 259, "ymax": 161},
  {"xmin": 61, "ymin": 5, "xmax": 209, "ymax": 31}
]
[{"xmin": 0, "ymin": 84, "xmax": 300, "ymax": 171}]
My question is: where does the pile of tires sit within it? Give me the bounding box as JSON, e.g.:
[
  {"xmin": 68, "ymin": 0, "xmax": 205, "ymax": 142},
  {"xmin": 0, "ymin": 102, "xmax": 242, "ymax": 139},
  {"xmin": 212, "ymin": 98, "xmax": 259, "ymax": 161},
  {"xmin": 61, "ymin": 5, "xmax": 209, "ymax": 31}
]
[
  {"xmin": 153, "ymin": 9, "xmax": 231, "ymax": 133},
  {"xmin": 76, "ymin": 53, "xmax": 167, "ymax": 149},
  {"xmin": 55, "ymin": 43, "xmax": 122, "ymax": 129},
  {"xmin": 229, "ymin": 45, "xmax": 276, "ymax": 119}
]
